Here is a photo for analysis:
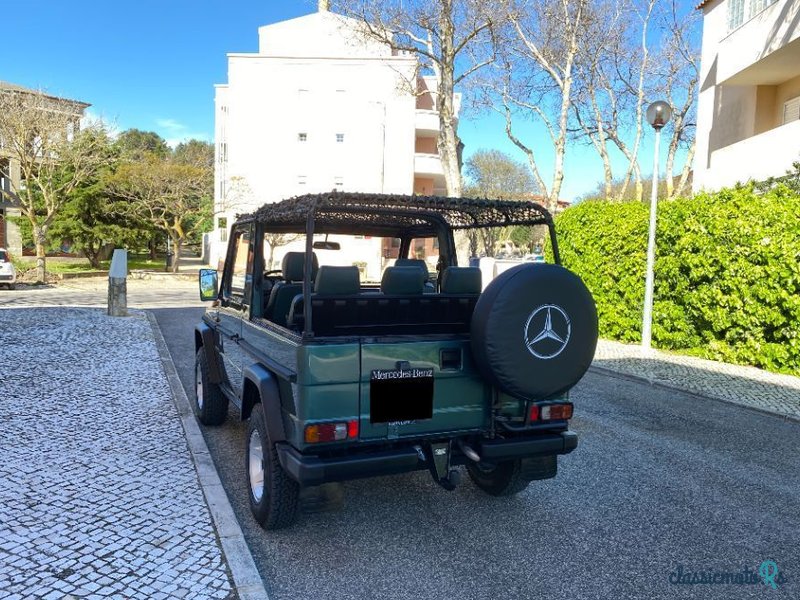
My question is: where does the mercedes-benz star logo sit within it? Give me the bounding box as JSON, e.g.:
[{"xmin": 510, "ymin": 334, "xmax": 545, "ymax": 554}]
[{"xmin": 524, "ymin": 304, "xmax": 571, "ymax": 360}]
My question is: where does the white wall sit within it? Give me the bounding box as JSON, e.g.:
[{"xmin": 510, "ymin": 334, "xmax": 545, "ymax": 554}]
[
  {"xmin": 211, "ymin": 11, "xmax": 419, "ymax": 269},
  {"xmin": 694, "ymin": 0, "xmax": 800, "ymax": 191},
  {"xmin": 701, "ymin": 118, "xmax": 800, "ymax": 189}
]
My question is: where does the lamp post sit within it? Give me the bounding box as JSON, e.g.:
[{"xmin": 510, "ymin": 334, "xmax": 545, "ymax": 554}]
[{"xmin": 641, "ymin": 100, "xmax": 672, "ymax": 352}]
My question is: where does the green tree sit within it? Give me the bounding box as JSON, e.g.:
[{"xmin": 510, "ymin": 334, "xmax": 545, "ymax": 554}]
[
  {"xmin": 0, "ymin": 87, "xmax": 114, "ymax": 281},
  {"xmin": 108, "ymin": 146, "xmax": 212, "ymax": 273},
  {"xmin": 173, "ymin": 139, "xmax": 213, "ymax": 168},
  {"xmin": 116, "ymin": 129, "xmax": 170, "ymax": 161}
]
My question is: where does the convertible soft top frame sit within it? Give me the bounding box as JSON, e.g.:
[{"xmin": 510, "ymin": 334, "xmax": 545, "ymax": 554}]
[{"xmin": 239, "ymin": 191, "xmax": 560, "ymax": 339}]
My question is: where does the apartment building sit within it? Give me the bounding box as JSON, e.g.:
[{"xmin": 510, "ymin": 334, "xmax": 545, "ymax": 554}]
[
  {"xmin": 0, "ymin": 81, "xmax": 88, "ymax": 255},
  {"xmin": 211, "ymin": 3, "xmax": 460, "ymax": 271},
  {"xmin": 694, "ymin": 0, "xmax": 800, "ymax": 191}
]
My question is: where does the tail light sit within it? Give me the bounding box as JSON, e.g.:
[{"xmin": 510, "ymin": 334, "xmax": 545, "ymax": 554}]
[
  {"xmin": 529, "ymin": 402, "xmax": 573, "ymax": 422},
  {"xmin": 305, "ymin": 419, "xmax": 359, "ymax": 443}
]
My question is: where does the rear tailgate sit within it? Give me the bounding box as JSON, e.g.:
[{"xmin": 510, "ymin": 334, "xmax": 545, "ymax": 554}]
[{"xmin": 359, "ymin": 339, "xmax": 489, "ymax": 440}]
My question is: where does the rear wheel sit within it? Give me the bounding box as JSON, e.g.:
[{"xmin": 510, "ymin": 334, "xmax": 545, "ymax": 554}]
[
  {"xmin": 467, "ymin": 459, "xmax": 531, "ymax": 497},
  {"xmin": 246, "ymin": 403, "xmax": 299, "ymax": 529},
  {"xmin": 194, "ymin": 348, "xmax": 228, "ymax": 426}
]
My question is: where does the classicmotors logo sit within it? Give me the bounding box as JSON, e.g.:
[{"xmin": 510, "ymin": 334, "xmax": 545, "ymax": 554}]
[{"xmin": 669, "ymin": 561, "xmax": 787, "ymax": 589}]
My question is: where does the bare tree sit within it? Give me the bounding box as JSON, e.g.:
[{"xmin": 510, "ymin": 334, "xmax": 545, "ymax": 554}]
[
  {"xmin": 569, "ymin": 0, "xmax": 658, "ymax": 201},
  {"xmin": 654, "ymin": 0, "xmax": 700, "ymax": 198},
  {"xmin": 480, "ymin": 0, "xmax": 589, "ymax": 213},
  {"xmin": 0, "ymin": 88, "xmax": 112, "ymax": 281},
  {"xmin": 571, "ymin": 0, "xmax": 697, "ymax": 201},
  {"xmin": 333, "ymin": 0, "xmax": 496, "ymax": 197}
]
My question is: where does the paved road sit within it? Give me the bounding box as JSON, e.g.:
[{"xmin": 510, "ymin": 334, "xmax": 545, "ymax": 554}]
[
  {"xmin": 0, "ymin": 278, "xmax": 205, "ymax": 309},
  {"xmin": 155, "ymin": 307, "xmax": 799, "ymax": 600}
]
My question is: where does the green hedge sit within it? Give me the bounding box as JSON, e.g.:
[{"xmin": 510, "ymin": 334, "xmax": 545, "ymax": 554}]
[{"xmin": 552, "ymin": 186, "xmax": 800, "ymax": 374}]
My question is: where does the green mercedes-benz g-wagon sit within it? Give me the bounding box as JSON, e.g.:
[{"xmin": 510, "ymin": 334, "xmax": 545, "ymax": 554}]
[{"xmin": 195, "ymin": 192, "xmax": 598, "ymax": 529}]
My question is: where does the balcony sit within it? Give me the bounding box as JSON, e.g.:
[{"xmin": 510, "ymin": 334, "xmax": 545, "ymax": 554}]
[
  {"xmin": 415, "ymin": 109, "xmax": 439, "ymax": 135},
  {"xmin": 719, "ymin": 0, "xmax": 800, "ymax": 85},
  {"xmin": 703, "ymin": 119, "xmax": 800, "ymax": 189},
  {"xmin": 414, "ymin": 153, "xmax": 444, "ymax": 178}
]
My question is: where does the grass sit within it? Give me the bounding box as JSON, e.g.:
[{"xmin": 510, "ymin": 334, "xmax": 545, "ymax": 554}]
[{"xmin": 13, "ymin": 254, "xmax": 169, "ymax": 274}]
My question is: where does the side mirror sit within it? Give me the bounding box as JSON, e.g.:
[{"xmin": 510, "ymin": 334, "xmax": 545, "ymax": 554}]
[{"xmin": 199, "ymin": 269, "xmax": 219, "ymax": 301}]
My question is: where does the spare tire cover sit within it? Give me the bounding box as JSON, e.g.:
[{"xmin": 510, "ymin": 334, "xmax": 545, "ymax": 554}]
[{"xmin": 471, "ymin": 263, "xmax": 598, "ymax": 400}]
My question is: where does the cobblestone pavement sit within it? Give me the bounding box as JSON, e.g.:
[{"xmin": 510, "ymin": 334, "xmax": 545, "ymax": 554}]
[
  {"xmin": 594, "ymin": 339, "xmax": 800, "ymax": 420},
  {"xmin": 0, "ymin": 307, "xmax": 234, "ymax": 599}
]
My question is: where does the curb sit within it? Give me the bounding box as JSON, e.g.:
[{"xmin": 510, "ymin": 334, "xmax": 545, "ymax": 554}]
[
  {"xmin": 147, "ymin": 312, "xmax": 270, "ymax": 600},
  {"xmin": 588, "ymin": 364, "xmax": 800, "ymax": 425}
]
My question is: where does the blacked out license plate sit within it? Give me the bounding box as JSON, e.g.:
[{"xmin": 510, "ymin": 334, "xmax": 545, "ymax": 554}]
[{"xmin": 370, "ymin": 368, "xmax": 434, "ymax": 424}]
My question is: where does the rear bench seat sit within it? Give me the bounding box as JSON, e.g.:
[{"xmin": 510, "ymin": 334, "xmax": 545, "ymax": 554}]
[
  {"xmin": 264, "ymin": 252, "xmax": 318, "ymax": 327},
  {"xmin": 287, "ymin": 266, "xmax": 482, "ymax": 336}
]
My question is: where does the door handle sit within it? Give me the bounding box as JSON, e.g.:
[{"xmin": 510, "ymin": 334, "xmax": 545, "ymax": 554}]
[{"xmin": 230, "ymin": 334, "xmax": 240, "ymax": 342}]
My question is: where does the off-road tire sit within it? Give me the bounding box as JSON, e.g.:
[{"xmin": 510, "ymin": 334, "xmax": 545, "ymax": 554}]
[
  {"xmin": 467, "ymin": 459, "xmax": 531, "ymax": 497},
  {"xmin": 247, "ymin": 403, "xmax": 300, "ymax": 529},
  {"xmin": 194, "ymin": 348, "xmax": 228, "ymax": 426}
]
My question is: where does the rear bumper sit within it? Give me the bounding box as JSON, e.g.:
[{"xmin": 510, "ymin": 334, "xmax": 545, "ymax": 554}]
[{"xmin": 276, "ymin": 430, "xmax": 578, "ymax": 486}]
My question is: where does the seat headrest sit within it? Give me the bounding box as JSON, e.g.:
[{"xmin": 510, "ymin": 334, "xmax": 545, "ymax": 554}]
[
  {"xmin": 314, "ymin": 266, "xmax": 361, "ymax": 295},
  {"xmin": 441, "ymin": 267, "xmax": 482, "ymax": 294},
  {"xmin": 381, "ymin": 266, "xmax": 425, "ymax": 295},
  {"xmin": 282, "ymin": 252, "xmax": 319, "ymax": 281},
  {"xmin": 395, "ymin": 258, "xmax": 429, "ymax": 281}
]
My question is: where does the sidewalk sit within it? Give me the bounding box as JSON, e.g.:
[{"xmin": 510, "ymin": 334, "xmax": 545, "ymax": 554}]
[
  {"xmin": 0, "ymin": 308, "xmax": 247, "ymax": 599},
  {"xmin": 593, "ymin": 339, "xmax": 800, "ymax": 421}
]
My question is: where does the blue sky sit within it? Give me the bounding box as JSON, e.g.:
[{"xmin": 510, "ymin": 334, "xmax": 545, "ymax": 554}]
[{"xmin": 2, "ymin": 0, "xmax": 693, "ymax": 201}]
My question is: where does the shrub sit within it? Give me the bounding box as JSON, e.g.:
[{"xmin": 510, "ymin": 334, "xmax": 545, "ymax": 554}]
[{"xmin": 552, "ymin": 186, "xmax": 800, "ymax": 374}]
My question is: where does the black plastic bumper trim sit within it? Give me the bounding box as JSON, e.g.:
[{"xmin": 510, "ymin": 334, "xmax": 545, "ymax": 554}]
[
  {"xmin": 276, "ymin": 430, "xmax": 578, "ymax": 486},
  {"xmin": 276, "ymin": 443, "xmax": 422, "ymax": 486},
  {"xmin": 479, "ymin": 431, "xmax": 578, "ymax": 461}
]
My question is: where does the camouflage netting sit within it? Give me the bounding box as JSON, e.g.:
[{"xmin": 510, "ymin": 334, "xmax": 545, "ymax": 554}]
[{"xmin": 242, "ymin": 191, "xmax": 552, "ymax": 235}]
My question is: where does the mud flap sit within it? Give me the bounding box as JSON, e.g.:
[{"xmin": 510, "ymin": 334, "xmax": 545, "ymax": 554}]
[{"xmin": 427, "ymin": 442, "xmax": 461, "ymax": 491}]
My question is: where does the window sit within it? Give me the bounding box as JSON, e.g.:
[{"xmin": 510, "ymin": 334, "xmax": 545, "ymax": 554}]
[
  {"xmin": 298, "ymin": 133, "xmax": 307, "ymax": 142},
  {"xmin": 783, "ymin": 97, "xmax": 800, "ymax": 124},
  {"xmin": 298, "ymin": 175, "xmax": 307, "ymax": 186},
  {"xmin": 218, "ymin": 142, "xmax": 227, "ymax": 163},
  {"xmin": 728, "ymin": 0, "xmax": 777, "ymax": 32},
  {"xmin": 409, "ymin": 237, "xmax": 439, "ymax": 261},
  {"xmin": 334, "ymin": 176, "xmax": 344, "ymax": 189},
  {"xmin": 225, "ymin": 226, "xmax": 253, "ymax": 302},
  {"xmin": 336, "ymin": 133, "xmax": 344, "ymax": 143},
  {"xmin": 218, "ymin": 217, "xmax": 228, "ymax": 243},
  {"xmin": 0, "ymin": 159, "xmax": 9, "ymax": 195}
]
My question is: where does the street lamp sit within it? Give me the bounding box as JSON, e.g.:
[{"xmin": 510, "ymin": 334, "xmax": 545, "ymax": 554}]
[{"xmin": 641, "ymin": 100, "xmax": 672, "ymax": 352}]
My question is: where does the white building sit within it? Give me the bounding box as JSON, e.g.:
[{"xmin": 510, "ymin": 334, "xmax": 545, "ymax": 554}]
[
  {"xmin": 211, "ymin": 4, "xmax": 459, "ymax": 271},
  {"xmin": 693, "ymin": 0, "xmax": 800, "ymax": 191}
]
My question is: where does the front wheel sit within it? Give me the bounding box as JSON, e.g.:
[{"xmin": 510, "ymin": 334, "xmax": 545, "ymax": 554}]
[
  {"xmin": 467, "ymin": 459, "xmax": 531, "ymax": 497},
  {"xmin": 246, "ymin": 403, "xmax": 299, "ymax": 530},
  {"xmin": 194, "ymin": 348, "xmax": 228, "ymax": 426}
]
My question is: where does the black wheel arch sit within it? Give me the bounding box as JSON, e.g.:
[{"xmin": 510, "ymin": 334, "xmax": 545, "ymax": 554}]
[
  {"xmin": 242, "ymin": 363, "xmax": 287, "ymax": 443},
  {"xmin": 195, "ymin": 322, "xmax": 224, "ymax": 384}
]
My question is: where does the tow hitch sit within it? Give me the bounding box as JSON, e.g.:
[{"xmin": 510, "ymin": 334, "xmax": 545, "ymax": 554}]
[{"xmin": 424, "ymin": 442, "xmax": 461, "ymax": 491}]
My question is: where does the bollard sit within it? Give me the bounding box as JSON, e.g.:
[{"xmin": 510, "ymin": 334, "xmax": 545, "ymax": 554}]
[{"xmin": 108, "ymin": 249, "xmax": 128, "ymax": 317}]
